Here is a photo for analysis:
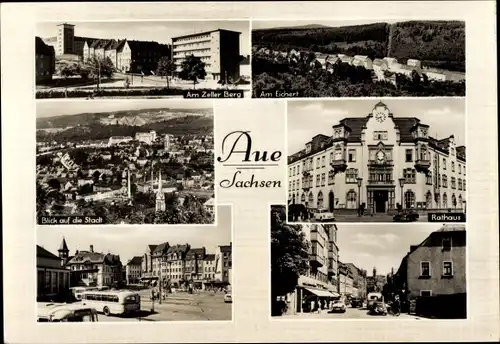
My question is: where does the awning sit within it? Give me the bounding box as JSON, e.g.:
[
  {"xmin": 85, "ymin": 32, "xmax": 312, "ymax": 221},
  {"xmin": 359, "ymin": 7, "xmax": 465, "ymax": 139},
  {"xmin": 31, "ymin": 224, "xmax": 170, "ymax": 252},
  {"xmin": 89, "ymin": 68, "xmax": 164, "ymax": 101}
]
[{"xmin": 304, "ymin": 287, "xmax": 337, "ymax": 297}]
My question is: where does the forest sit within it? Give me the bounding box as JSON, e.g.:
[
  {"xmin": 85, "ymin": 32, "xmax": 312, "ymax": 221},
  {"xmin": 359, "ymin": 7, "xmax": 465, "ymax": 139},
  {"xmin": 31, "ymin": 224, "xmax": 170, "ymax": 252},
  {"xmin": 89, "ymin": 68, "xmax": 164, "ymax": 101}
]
[{"xmin": 252, "ymin": 20, "xmax": 465, "ymax": 72}]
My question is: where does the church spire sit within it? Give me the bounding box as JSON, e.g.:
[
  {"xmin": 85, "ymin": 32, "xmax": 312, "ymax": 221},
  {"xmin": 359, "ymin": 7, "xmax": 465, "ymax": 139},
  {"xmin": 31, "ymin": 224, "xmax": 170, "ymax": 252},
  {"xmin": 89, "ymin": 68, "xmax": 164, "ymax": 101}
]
[
  {"xmin": 158, "ymin": 169, "xmax": 163, "ymax": 191},
  {"xmin": 58, "ymin": 237, "xmax": 69, "ymax": 259}
]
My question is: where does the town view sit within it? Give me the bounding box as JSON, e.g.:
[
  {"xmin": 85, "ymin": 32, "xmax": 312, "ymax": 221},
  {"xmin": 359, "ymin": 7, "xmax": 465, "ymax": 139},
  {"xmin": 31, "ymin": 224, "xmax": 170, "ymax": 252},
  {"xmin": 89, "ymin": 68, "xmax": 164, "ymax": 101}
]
[
  {"xmin": 35, "ymin": 21, "xmax": 251, "ymax": 99},
  {"xmin": 271, "ymin": 205, "xmax": 466, "ymax": 319},
  {"xmin": 36, "ymin": 100, "xmax": 215, "ymax": 225},
  {"xmin": 252, "ymin": 20, "xmax": 465, "ymax": 97},
  {"xmin": 37, "ymin": 205, "xmax": 232, "ymax": 322}
]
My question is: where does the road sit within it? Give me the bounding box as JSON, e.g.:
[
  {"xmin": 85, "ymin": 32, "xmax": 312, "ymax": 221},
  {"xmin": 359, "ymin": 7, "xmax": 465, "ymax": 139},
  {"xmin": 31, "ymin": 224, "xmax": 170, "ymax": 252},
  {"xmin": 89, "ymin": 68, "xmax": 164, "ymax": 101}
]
[
  {"xmin": 282, "ymin": 307, "xmax": 423, "ymax": 319},
  {"xmin": 100, "ymin": 289, "xmax": 231, "ymax": 322}
]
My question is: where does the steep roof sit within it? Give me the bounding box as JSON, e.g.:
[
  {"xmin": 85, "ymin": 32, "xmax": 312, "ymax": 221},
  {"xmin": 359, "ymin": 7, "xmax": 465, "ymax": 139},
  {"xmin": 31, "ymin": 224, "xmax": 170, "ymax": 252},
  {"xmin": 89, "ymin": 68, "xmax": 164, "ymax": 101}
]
[
  {"xmin": 67, "ymin": 250, "xmax": 121, "ymax": 265},
  {"xmin": 37, "ymin": 245, "xmax": 59, "ymax": 259},
  {"xmin": 148, "ymin": 244, "xmax": 158, "ymax": 253},
  {"xmin": 204, "ymin": 254, "xmax": 216, "ymax": 261},
  {"xmin": 167, "ymin": 244, "xmax": 190, "ymax": 254},
  {"xmin": 187, "ymin": 247, "xmax": 206, "ymax": 257},
  {"xmin": 35, "ymin": 36, "xmax": 55, "ymax": 57},
  {"xmin": 219, "ymin": 244, "xmax": 231, "ymax": 253},
  {"xmin": 59, "ymin": 237, "xmax": 69, "ymax": 251},
  {"xmin": 127, "ymin": 256, "xmax": 143, "ymax": 266},
  {"xmin": 153, "ymin": 241, "xmax": 169, "ymax": 254}
]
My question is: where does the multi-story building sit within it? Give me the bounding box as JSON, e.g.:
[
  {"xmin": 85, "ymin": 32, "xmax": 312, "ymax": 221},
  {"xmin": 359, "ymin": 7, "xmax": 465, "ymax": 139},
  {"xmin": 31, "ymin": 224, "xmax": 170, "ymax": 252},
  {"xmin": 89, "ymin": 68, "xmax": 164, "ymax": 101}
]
[
  {"xmin": 125, "ymin": 256, "xmax": 143, "ymax": 284},
  {"xmin": 338, "ymin": 262, "xmax": 354, "ymax": 301},
  {"xmin": 184, "ymin": 247, "xmax": 206, "ymax": 288},
  {"xmin": 37, "ymin": 244, "xmax": 70, "ymax": 301},
  {"xmin": 165, "ymin": 244, "xmax": 190, "ymax": 286},
  {"xmin": 172, "ymin": 29, "xmax": 241, "ymax": 81},
  {"xmin": 140, "ymin": 244, "xmax": 157, "ymax": 283},
  {"xmin": 203, "ymin": 254, "xmax": 216, "ymax": 281},
  {"xmin": 288, "ymin": 101, "xmax": 466, "ymax": 215},
  {"xmin": 214, "ymin": 243, "xmax": 232, "ymax": 284},
  {"xmin": 151, "ymin": 241, "xmax": 170, "ymax": 284},
  {"xmin": 283, "ymin": 224, "xmax": 340, "ymax": 315},
  {"xmin": 115, "ymin": 40, "xmax": 171, "ymax": 73},
  {"xmin": 35, "ymin": 37, "xmax": 56, "ymax": 83},
  {"xmin": 393, "ymin": 224, "xmax": 466, "ymax": 318},
  {"xmin": 345, "ymin": 263, "xmax": 367, "ymax": 299},
  {"xmin": 135, "ymin": 131, "xmax": 157, "ymax": 145},
  {"xmin": 65, "ymin": 244, "xmax": 123, "ymax": 288},
  {"xmin": 366, "ymin": 267, "xmax": 387, "ymax": 293}
]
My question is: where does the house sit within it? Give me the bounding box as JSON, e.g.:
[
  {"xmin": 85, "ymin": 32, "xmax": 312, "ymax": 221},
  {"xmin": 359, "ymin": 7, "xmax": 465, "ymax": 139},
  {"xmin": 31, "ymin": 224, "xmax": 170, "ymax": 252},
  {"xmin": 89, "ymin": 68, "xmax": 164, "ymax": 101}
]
[
  {"xmin": 339, "ymin": 55, "xmax": 354, "ymax": 65},
  {"xmin": 116, "ymin": 40, "xmax": 171, "ymax": 74},
  {"xmin": 407, "ymin": 59, "xmax": 422, "ymax": 69},
  {"xmin": 352, "ymin": 55, "xmax": 373, "ymax": 69},
  {"xmin": 37, "ymin": 245, "xmax": 70, "ymax": 301},
  {"xmin": 125, "ymin": 256, "xmax": 143, "ymax": 285},
  {"xmin": 105, "ymin": 40, "xmax": 125, "ymax": 67},
  {"xmin": 424, "ymin": 70, "xmax": 448, "ymax": 81},
  {"xmin": 383, "ymin": 57, "xmax": 399, "ymax": 67},
  {"xmin": 35, "ymin": 37, "xmax": 55, "ymax": 83},
  {"xmin": 393, "ymin": 225, "xmax": 466, "ymax": 318},
  {"xmin": 82, "ymin": 38, "xmax": 100, "ymax": 61},
  {"xmin": 372, "ymin": 58, "xmax": 389, "ymax": 80},
  {"xmin": 92, "ymin": 39, "xmax": 112, "ymax": 60}
]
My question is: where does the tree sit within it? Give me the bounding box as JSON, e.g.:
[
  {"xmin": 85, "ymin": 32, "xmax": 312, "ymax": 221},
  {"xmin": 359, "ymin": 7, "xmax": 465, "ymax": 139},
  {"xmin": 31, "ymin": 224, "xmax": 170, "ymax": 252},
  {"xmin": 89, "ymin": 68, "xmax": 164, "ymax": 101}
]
[
  {"xmin": 179, "ymin": 55, "xmax": 207, "ymax": 89},
  {"xmin": 85, "ymin": 56, "xmax": 115, "ymax": 80},
  {"xmin": 156, "ymin": 56, "xmax": 175, "ymax": 88},
  {"xmin": 270, "ymin": 205, "xmax": 310, "ymax": 316}
]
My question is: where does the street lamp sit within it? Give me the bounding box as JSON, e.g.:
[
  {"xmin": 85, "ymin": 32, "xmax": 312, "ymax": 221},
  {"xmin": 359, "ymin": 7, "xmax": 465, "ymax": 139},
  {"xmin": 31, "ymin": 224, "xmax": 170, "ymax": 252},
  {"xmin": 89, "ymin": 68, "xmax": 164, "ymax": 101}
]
[
  {"xmin": 356, "ymin": 177, "xmax": 363, "ymax": 217},
  {"xmin": 399, "ymin": 178, "xmax": 405, "ymax": 210}
]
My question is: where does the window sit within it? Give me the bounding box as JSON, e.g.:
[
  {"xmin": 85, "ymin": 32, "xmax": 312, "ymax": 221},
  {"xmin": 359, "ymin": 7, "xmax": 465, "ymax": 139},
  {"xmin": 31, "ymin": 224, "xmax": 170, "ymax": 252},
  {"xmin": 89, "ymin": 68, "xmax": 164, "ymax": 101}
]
[
  {"xmin": 451, "ymin": 177, "xmax": 456, "ymax": 189},
  {"xmin": 328, "ymin": 171, "xmax": 335, "ymax": 185},
  {"xmin": 451, "ymin": 161, "xmax": 455, "ymax": 172},
  {"xmin": 317, "ymin": 191, "xmax": 324, "ymax": 208},
  {"xmin": 321, "ymin": 156, "xmax": 325, "ymax": 167},
  {"xmin": 458, "ymin": 164, "xmax": 461, "ymax": 174},
  {"xmin": 463, "ymin": 180, "xmax": 466, "ymax": 191},
  {"xmin": 405, "ymin": 149, "xmax": 413, "ymax": 162},
  {"xmin": 420, "ymin": 262, "xmax": 431, "ymax": 277},
  {"xmin": 346, "ymin": 168, "xmax": 358, "ymax": 183},
  {"xmin": 426, "ymin": 172, "xmax": 432, "ymax": 185},
  {"xmin": 443, "ymin": 158, "xmax": 446, "ymax": 169},
  {"xmin": 404, "ymin": 168, "xmax": 416, "ymax": 183},
  {"xmin": 442, "ymin": 175, "xmax": 448, "ymax": 188},
  {"xmin": 443, "ymin": 261, "xmax": 453, "ymax": 276},
  {"xmin": 334, "ymin": 144, "xmax": 343, "ymax": 160},
  {"xmin": 458, "ymin": 179, "xmax": 462, "ymax": 190},
  {"xmin": 316, "ymin": 157, "xmax": 320, "ymax": 169},
  {"xmin": 443, "ymin": 193, "xmax": 448, "ymax": 208},
  {"xmin": 373, "ymin": 131, "xmax": 388, "ymax": 140},
  {"xmin": 404, "ymin": 190, "xmax": 415, "ymax": 208},
  {"xmin": 346, "ymin": 190, "xmax": 357, "ymax": 209},
  {"xmin": 442, "ymin": 237, "xmax": 452, "ymax": 251},
  {"xmin": 321, "ymin": 173, "xmax": 326, "ymax": 186},
  {"xmin": 420, "ymin": 290, "xmax": 432, "ymax": 297},
  {"xmin": 316, "ymin": 175, "xmax": 320, "ymax": 187},
  {"xmin": 348, "ymin": 149, "xmax": 356, "ymax": 162}
]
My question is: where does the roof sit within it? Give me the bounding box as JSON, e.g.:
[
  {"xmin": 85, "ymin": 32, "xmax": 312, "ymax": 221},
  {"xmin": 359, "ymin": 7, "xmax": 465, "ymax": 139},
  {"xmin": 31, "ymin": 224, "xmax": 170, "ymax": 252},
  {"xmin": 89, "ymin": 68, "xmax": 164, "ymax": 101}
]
[
  {"xmin": 172, "ymin": 28, "xmax": 241, "ymax": 41},
  {"xmin": 204, "ymin": 254, "xmax": 216, "ymax": 261},
  {"xmin": 59, "ymin": 237, "xmax": 69, "ymax": 251},
  {"xmin": 153, "ymin": 241, "xmax": 169, "ymax": 254},
  {"xmin": 127, "ymin": 256, "xmax": 143, "ymax": 266},
  {"xmin": 148, "ymin": 244, "xmax": 158, "ymax": 253},
  {"xmin": 75, "ymin": 36, "xmax": 99, "ymax": 44},
  {"xmin": 436, "ymin": 224, "xmax": 466, "ymax": 233},
  {"xmin": 35, "ymin": 37, "xmax": 55, "ymax": 57},
  {"xmin": 219, "ymin": 245, "xmax": 231, "ymax": 253},
  {"xmin": 167, "ymin": 244, "xmax": 190, "ymax": 254},
  {"xmin": 186, "ymin": 247, "xmax": 206, "ymax": 258},
  {"xmin": 126, "ymin": 40, "xmax": 170, "ymax": 53},
  {"xmin": 67, "ymin": 251, "xmax": 121, "ymax": 265},
  {"xmin": 37, "ymin": 245, "xmax": 59, "ymax": 260}
]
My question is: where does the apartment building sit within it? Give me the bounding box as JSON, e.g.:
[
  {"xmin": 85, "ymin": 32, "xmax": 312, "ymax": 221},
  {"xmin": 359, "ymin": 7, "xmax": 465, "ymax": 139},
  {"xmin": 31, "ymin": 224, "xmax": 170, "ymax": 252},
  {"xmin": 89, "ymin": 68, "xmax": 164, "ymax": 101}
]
[{"xmin": 172, "ymin": 29, "xmax": 241, "ymax": 81}]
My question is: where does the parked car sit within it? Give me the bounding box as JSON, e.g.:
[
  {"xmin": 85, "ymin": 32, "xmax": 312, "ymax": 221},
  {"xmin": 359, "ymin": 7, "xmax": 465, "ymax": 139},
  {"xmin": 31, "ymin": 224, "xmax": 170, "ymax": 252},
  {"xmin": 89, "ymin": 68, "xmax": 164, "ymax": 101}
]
[
  {"xmin": 350, "ymin": 298, "xmax": 362, "ymax": 308},
  {"xmin": 224, "ymin": 293, "xmax": 232, "ymax": 303},
  {"xmin": 368, "ymin": 301, "xmax": 388, "ymax": 316},
  {"xmin": 393, "ymin": 209, "xmax": 419, "ymax": 222},
  {"xmin": 314, "ymin": 208, "xmax": 335, "ymax": 222},
  {"xmin": 330, "ymin": 300, "xmax": 346, "ymax": 313}
]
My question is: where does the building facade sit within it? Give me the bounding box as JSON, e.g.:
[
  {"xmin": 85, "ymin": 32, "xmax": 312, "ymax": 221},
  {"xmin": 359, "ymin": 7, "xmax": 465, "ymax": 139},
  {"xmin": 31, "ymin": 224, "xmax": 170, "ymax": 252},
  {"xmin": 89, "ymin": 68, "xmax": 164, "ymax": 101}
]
[
  {"xmin": 172, "ymin": 29, "xmax": 241, "ymax": 81},
  {"xmin": 126, "ymin": 256, "xmax": 143, "ymax": 284},
  {"xmin": 65, "ymin": 244, "xmax": 123, "ymax": 288},
  {"xmin": 37, "ymin": 244, "xmax": 70, "ymax": 301},
  {"xmin": 288, "ymin": 102, "xmax": 466, "ymax": 215},
  {"xmin": 338, "ymin": 262, "xmax": 354, "ymax": 301},
  {"xmin": 203, "ymin": 254, "xmax": 216, "ymax": 281},
  {"xmin": 35, "ymin": 37, "xmax": 56, "ymax": 83},
  {"xmin": 214, "ymin": 243, "xmax": 232, "ymax": 284},
  {"xmin": 184, "ymin": 247, "xmax": 206, "ymax": 288},
  {"xmin": 283, "ymin": 224, "xmax": 340, "ymax": 315},
  {"xmin": 345, "ymin": 263, "xmax": 367, "ymax": 300}
]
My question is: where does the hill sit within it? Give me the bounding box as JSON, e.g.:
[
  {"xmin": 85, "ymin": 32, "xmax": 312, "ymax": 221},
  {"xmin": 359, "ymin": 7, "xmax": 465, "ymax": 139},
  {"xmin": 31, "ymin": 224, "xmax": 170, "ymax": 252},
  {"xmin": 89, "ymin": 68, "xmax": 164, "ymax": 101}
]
[{"xmin": 252, "ymin": 20, "xmax": 465, "ymax": 71}]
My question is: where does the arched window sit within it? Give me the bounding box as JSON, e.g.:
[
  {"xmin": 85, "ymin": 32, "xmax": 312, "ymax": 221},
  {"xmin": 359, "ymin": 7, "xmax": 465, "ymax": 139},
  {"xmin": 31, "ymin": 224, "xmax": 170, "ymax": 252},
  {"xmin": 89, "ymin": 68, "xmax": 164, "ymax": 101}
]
[
  {"xmin": 301, "ymin": 193, "xmax": 305, "ymax": 204},
  {"xmin": 443, "ymin": 193, "xmax": 448, "ymax": 208},
  {"xmin": 317, "ymin": 191, "xmax": 324, "ymax": 209},
  {"xmin": 404, "ymin": 190, "xmax": 415, "ymax": 208},
  {"xmin": 435, "ymin": 193, "xmax": 441, "ymax": 208},
  {"xmin": 442, "ymin": 175, "xmax": 447, "ymax": 188},
  {"xmin": 308, "ymin": 191, "xmax": 314, "ymax": 206},
  {"xmin": 334, "ymin": 144, "xmax": 343, "ymax": 160},
  {"xmin": 426, "ymin": 191, "xmax": 432, "ymax": 209},
  {"xmin": 346, "ymin": 190, "xmax": 357, "ymax": 209},
  {"xmin": 458, "ymin": 195, "xmax": 463, "ymax": 209},
  {"xmin": 452, "ymin": 194, "xmax": 457, "ymax": 208}
]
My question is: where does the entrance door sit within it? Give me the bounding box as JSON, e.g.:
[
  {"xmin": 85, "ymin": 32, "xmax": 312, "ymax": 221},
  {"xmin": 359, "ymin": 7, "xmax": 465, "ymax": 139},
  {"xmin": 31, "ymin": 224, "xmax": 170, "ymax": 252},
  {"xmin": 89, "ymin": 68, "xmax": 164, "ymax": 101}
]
[
  {"xmin": 328, "ymin": 192, "xmax": 334, "ymax": 212},
  {"xmin": 374, "ymin": 190, "xmax": 388, "ymax": 213}
]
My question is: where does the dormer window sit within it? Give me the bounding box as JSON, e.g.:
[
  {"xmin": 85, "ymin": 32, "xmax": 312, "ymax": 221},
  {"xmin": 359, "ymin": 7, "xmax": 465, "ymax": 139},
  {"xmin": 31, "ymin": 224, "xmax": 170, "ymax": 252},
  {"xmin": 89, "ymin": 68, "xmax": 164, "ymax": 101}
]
[{"xmin": 305, "ymin": 143, "xmax": 312, "ymax": 154}]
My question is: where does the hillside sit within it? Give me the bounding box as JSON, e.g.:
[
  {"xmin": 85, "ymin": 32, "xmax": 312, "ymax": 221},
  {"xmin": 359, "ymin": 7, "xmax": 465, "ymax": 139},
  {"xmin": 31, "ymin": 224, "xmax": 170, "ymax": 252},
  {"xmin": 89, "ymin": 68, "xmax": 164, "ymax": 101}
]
[
  {"xmin": 252, "ymin": 20, "xmax": 465, "ymax": 71},
  {"xmin": 36, "ymin": 114, "xmax": 214, "ymax": 142},
  {"xmin": 37, "ymin": 108, "xmax": 213, "ymax": 129}
]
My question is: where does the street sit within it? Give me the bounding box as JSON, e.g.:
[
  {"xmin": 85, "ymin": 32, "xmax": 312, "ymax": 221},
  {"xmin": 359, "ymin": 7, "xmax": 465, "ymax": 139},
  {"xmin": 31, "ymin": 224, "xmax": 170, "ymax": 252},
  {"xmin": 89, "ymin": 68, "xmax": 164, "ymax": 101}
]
[
  {"xmin": 96, "ymin": 289, "xmax": 232, "ymax": 322},
  {"xmin": 282, "ymin": 307, "xmax": 423, "ymax": 319}
]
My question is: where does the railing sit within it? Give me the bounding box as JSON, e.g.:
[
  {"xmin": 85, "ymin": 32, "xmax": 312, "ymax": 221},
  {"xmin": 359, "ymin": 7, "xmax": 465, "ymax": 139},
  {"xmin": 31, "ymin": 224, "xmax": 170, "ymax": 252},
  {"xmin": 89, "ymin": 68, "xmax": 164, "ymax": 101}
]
[{"xmin": 367, "ymin": 179, "xmax": 394, "ymax": 185}]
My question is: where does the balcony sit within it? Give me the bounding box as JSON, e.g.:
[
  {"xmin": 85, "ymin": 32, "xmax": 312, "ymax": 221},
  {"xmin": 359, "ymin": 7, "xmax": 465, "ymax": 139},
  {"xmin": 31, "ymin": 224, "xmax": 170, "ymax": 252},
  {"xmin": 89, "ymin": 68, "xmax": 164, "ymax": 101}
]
[
  {"xmin": 309, "ymin": 253, "xmax": 324, "ymax": 268},
  {"xmin": 415, "ymin": 159, "xmax": 431, "ymax": 173},
  {"xmin": 330, "ymin": 159, "xmax": 347, "ymax": 173},
  {"xmin": 368, "ymin": 159, "xmax": 394, "ymax": 166}
]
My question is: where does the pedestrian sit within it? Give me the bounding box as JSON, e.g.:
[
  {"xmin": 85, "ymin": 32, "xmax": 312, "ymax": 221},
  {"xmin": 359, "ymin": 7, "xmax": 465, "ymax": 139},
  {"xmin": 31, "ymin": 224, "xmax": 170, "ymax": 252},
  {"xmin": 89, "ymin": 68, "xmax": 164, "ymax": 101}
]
[{"xmin": 310, "ymin": 300, "xmax": 315, "ymax": 313}]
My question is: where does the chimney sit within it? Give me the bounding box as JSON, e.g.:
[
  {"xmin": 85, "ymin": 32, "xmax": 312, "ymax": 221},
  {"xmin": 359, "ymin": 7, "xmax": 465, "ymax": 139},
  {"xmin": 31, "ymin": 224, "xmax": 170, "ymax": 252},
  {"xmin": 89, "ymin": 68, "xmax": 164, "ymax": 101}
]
[{"xmin": 90, "ymin": 245, "xmax": 94, "ymax": 253}]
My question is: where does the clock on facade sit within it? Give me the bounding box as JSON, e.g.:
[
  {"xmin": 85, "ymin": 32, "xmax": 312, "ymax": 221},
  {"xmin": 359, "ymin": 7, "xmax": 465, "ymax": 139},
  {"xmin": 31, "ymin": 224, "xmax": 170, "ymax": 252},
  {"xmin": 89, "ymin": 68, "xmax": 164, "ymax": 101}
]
[{"xmin": 374, "ymin": 110, "xmax": 387, "ymax": 122}]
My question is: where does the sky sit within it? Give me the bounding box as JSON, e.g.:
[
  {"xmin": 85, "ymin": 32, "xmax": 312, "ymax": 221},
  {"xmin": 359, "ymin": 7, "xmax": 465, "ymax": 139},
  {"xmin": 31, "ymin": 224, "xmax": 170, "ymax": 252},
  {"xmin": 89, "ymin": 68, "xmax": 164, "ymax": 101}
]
[
  {"xmin": 36, "ymin": 99, "xmax": 213, "ymax": 118},
  {"xmin": 252, "ymin": 19, "xmax": 400, "ymax": 30},
  {"xmin": 37, "ymin": 205, "xmax": 232, "ymax": 264},
  {"xmin": 335, "ymin": 224, "xmax": 443, "ymax": 276},
  {"xmin": 287, "ymin": 98, "xmax": 466, "ymax": 155},
  {"xmin": 37, "ymin": 21, "xmax": 250, "ymax": 55}
]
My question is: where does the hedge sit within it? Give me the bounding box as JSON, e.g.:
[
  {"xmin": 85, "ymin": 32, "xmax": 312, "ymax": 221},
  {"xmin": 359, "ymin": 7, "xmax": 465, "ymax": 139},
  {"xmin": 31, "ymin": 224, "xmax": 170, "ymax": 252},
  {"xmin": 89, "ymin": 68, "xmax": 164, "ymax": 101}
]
[{"xmin": 36, "ymin": 87, "xmax": 218, "ymax": 98}]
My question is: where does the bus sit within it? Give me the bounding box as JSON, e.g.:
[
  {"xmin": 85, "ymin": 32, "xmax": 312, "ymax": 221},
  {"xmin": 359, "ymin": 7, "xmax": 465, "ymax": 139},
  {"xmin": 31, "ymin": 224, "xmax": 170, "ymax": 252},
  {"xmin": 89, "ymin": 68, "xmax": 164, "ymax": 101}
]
[
  {"xmin": 37, "ymin": 303, "xmax": 99, "ymax": 322},
  {"xmin": 70, "ymin": 287, "xmax": 98, "ymax": 301},
  {"xmin": 81, "ymin": 290, "xmax": 141, "ymax": 316},
  {"xmin": 367, "ymin": 292, "xmax": 384, "ymax": 309}
]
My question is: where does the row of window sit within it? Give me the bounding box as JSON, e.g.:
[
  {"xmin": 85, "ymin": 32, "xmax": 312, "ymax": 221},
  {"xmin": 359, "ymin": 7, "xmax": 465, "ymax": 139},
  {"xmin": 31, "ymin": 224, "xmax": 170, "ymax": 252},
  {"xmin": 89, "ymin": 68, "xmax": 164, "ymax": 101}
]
[
  {"xmin": 433, "ymin": 174, "xmax": 467, "ymax": 190},
  {"xmin": 174, "ymin": 34, "xmax": 212, "ymax": 43},
  {"xmin": 420, "ymin": 261, "xmax": 454, "ymax": 277}
]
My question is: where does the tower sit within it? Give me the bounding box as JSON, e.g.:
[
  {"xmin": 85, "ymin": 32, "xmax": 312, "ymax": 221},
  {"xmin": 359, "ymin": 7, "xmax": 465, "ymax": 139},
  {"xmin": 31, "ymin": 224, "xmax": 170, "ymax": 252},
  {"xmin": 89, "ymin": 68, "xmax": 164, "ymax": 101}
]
[
  {"xmin": 155, "ymin": 170, "xmax": 166, "ymax": 212},
  {"xmin": 56, "ymin": 23, "xmax": 75, "ymax": 56},
  {"xmin": 58, "ymin": 237, "xmax": 69, "ymax": 266}
]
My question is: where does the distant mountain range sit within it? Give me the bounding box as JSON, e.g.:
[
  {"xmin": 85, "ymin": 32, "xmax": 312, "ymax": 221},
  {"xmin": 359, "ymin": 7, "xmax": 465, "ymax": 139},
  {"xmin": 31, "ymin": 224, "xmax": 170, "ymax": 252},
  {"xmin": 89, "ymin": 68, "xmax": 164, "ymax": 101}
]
[
  {"xmin": 265, "ymin": 24, "xmax": 333, "ymax": 30},
  {"xmin": 36, "ymin": 108, "xmax": 214, "ymax": 142}
]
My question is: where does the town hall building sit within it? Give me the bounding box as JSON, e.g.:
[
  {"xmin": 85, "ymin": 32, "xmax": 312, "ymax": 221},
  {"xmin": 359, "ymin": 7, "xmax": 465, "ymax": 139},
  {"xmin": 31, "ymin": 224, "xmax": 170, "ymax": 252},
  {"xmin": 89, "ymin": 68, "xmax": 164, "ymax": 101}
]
[{"xmin": 287, "ymin": 102, "xmax": 466, "ymax": 215}]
